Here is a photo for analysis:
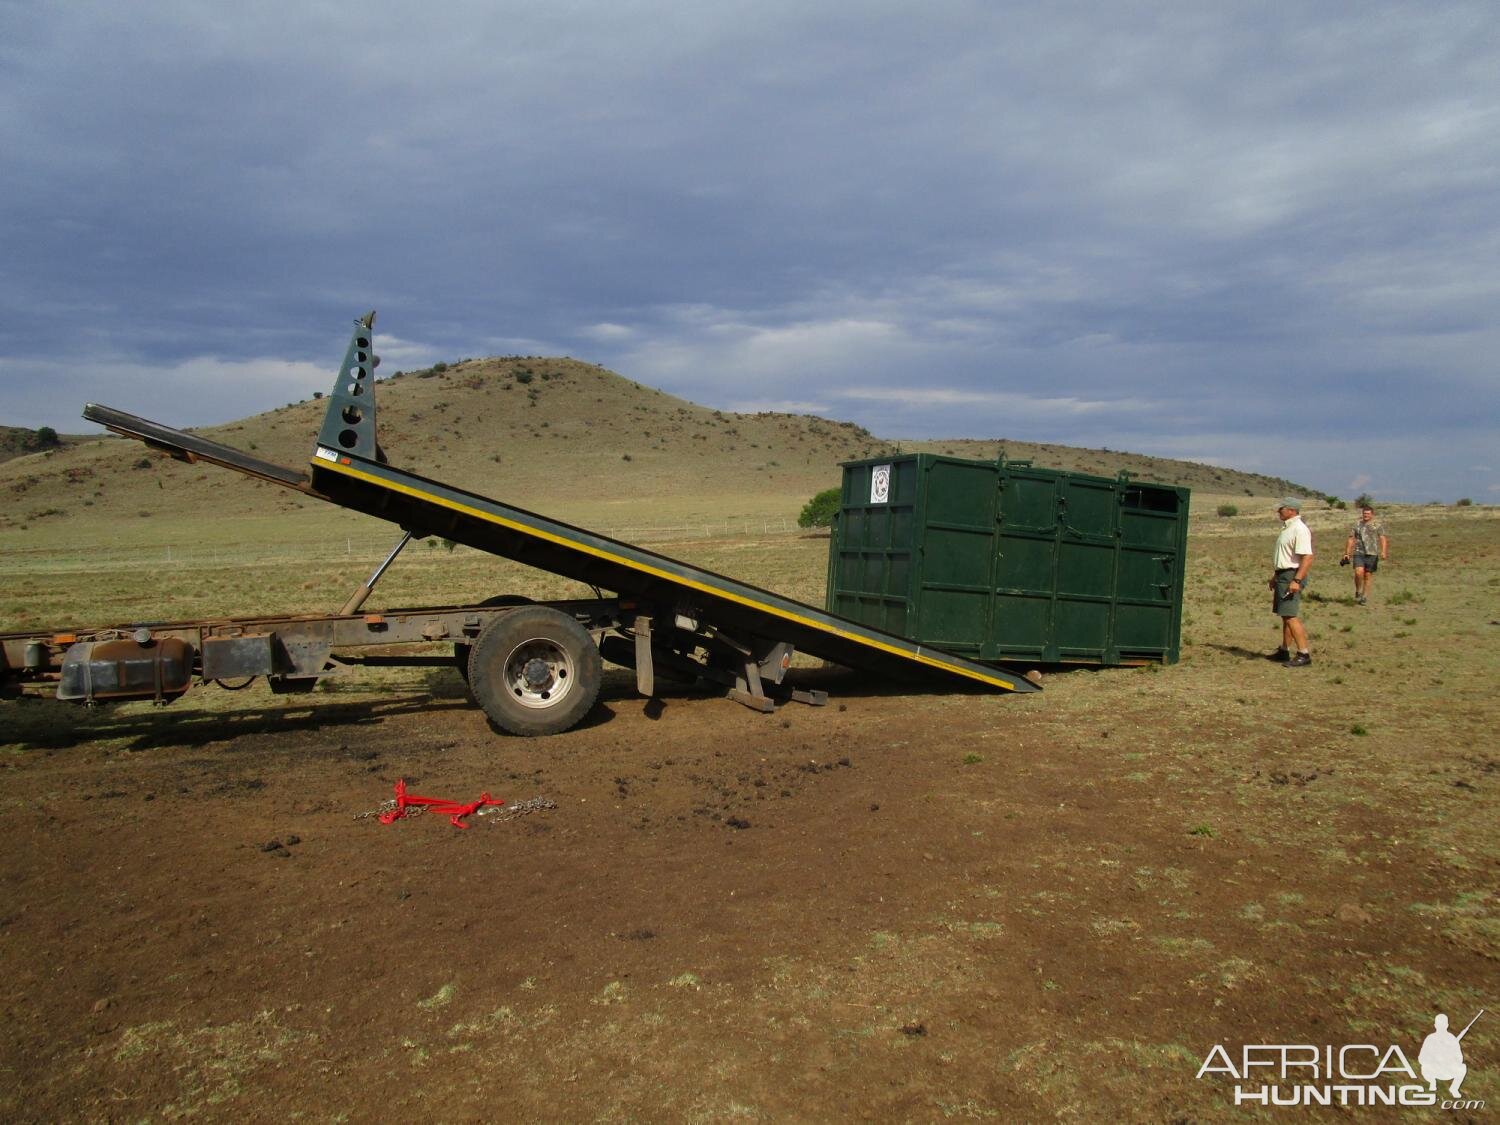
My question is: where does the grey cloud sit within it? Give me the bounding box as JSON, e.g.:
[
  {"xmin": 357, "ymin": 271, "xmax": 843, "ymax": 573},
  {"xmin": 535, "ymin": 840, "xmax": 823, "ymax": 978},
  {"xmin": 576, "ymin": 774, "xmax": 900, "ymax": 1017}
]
[{"xmin": 1, "ymin": 0, "xmax": 1497, "ymax": 500}]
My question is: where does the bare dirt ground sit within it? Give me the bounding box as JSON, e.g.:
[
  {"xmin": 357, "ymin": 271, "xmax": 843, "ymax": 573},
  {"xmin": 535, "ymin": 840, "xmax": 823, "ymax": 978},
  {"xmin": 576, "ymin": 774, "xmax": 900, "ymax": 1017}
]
[{"xmin": 3, "ymin": 511, "xmax": 1497, "ymax": 1121}]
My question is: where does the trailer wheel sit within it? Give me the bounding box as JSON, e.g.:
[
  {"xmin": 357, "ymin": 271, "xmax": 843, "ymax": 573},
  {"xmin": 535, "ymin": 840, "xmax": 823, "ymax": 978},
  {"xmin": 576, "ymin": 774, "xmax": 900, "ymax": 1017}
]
[
  {"xmin": 454, "ymin": 595, "xmax": 535, "ymax": 682},
  {"xmin": 467, "ymin": 606, "xmax": 602, "ymax": 736}
]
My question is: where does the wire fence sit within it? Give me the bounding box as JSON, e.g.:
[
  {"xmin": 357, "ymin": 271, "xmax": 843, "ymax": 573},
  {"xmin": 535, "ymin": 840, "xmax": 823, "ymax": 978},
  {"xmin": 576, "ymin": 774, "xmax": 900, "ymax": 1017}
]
[
  {"xmin": 0, "ymin": 518, "xmax": 805, "ymax": 574},
  {"xmin": 601, "ymin": 517, "xmax": 796, "ymax": 542}
]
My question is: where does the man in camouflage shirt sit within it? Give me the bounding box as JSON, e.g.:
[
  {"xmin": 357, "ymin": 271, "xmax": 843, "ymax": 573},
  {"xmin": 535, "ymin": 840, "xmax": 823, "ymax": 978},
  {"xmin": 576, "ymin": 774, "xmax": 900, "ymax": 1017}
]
[{"xmin": 1341, "ymin": 505, "xmax": 1389, "ymax": 605}]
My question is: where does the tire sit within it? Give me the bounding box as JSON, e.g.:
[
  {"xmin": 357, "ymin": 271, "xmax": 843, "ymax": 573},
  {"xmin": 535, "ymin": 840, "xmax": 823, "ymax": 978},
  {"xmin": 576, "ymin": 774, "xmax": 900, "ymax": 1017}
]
[
  {"xmin": 454, "ymin": 595, "xmax": 535, "ymax": 682},
  {"xmin": 466, "ymin": 606, "xmax": 602, "ymax": 736}
]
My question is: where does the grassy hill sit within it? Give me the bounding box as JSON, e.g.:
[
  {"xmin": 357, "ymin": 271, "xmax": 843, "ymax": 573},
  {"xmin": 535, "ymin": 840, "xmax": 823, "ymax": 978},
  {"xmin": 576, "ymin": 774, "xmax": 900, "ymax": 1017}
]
[
  {"xmin": 0, "ymin": 425, "xmax": 89, "ymax": 464},
  {"xmin": 0, "ymin": 355, "xmax": 1318, "ymax": 546}
]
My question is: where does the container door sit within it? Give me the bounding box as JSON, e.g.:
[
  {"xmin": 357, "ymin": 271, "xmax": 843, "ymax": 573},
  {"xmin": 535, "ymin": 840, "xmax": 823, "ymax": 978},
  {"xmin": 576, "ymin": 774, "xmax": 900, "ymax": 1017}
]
[
  {"xmin": 988, "ymin": 470, "xmax": 1060, "ymax": 661},
  {"xmin": 912, "ymin": 459, "xmax": 998, "ymax": 655},
  {"xmin": 1053, "ymin": 477, "xmax": 1119, "ymax": 661},
  {"xmin": 1115, "ymin": 486, "xmax": 1186, "ymax": 661},
  {"xmin": 826, "ymin": 460, "xmax": 918, "ymax": 637}
]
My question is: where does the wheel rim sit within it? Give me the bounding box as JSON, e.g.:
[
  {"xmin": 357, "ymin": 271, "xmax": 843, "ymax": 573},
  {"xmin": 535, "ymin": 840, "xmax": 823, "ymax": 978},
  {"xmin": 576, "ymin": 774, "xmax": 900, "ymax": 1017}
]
[{"xmin": 503, "ymin": 637, "xmax": 576, "ymax": 709}]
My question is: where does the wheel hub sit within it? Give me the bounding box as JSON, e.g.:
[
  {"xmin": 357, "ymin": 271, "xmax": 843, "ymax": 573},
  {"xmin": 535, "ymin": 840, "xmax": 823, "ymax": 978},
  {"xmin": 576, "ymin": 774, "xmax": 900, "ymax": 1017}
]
[
  {"xmin": 504, "ymin": 637, "xmax": 576, "ymax": 709},
  {"xmin": 523, "ymin": 658, "xmax": 552, "ymax": 689}
]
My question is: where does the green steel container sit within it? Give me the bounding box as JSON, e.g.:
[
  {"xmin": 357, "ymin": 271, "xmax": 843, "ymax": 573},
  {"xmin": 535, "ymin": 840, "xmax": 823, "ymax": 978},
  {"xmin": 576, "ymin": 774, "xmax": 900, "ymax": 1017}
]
[{"xmin": 825, "ymin": 455, "xmax": 1189, "ymax": 665}]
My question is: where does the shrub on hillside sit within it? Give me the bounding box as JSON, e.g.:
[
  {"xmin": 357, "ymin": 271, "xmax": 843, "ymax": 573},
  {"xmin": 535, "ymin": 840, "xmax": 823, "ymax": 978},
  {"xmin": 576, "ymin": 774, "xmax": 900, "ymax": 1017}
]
[
  {"xmin": 798, "ymin": 487, "xmax": 842, "ymax": 529},
  {"xmin": 1216, "ymin": 504, "xmax": 1238, "ymax": 518}
]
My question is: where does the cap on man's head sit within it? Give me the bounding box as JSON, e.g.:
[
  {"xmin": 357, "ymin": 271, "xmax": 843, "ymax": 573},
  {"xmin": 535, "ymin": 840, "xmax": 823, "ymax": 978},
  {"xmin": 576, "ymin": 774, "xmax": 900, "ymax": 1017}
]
[{"xmin": 1279, "ymin": 497, "xmax": 1302, "ymax": 511}]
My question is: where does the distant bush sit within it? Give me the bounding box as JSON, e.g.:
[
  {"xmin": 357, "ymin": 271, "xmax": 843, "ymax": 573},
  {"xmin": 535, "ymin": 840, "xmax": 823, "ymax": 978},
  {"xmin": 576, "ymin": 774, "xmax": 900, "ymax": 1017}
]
[
  {"xmin": 515, "ymin": 371, "xmax": 534, "ymax": 384},
  {"xmin": 1354, "ymin": 493, "xmax": 1374, "ymax": 509},
  {"xmin": 798, "ymin": 487, "xmax": 842, "ymax": 529},
  {"xmin": 1324, "ymin": 495, "xmax": 1345, "ymax": 509},
  {"xmin": 1456, "ymin": 497, "xmax": 1473, "ymax": 507},
  {"xmin": 31, "ymin": 426, "xmax": 59, "ymax": 449},
  {"xmin": 1216, "ymin": 504, "xmax": 1238, "ymax": 518},
  {"xmin": 431, "ymin": 362, "xmax": 449, "ymax": 374}
]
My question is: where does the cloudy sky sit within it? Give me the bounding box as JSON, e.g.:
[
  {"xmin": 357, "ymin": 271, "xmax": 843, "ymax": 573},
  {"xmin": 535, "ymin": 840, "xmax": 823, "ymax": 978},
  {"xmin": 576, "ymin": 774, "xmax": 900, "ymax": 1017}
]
[{"xmin": 2, "ymin": 1, "xmax": 1497, "ymax": 501}]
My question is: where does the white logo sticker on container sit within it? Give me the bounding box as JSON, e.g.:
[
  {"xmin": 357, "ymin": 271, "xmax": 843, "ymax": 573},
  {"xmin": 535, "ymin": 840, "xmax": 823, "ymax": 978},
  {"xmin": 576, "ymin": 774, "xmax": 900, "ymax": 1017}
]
[
  {"xmin": 870, "ymin": 464, "xmax": 892, "ymax": 504},
  {"xmin": 314, "ymin": 447, "xmax": 338, "ymax": 462}
]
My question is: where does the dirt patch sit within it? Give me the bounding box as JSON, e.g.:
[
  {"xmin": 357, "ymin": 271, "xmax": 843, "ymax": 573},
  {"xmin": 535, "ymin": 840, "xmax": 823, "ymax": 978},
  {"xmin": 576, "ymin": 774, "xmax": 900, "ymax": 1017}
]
[
  {"xmin": 4, "ymin": 506, "xmax": 1498, "ymax": 1118},
  {"xmin": 2, "ymin": 648, "xmax": 1494, "ymax": 1120}
]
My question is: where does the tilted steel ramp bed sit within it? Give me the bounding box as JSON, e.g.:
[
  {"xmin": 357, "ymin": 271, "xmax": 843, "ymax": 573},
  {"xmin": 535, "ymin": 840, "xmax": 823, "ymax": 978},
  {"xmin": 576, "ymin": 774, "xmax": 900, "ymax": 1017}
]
[{"xmin": 83, "ymin": 313, "xmax": 1035, "ymax": 699}]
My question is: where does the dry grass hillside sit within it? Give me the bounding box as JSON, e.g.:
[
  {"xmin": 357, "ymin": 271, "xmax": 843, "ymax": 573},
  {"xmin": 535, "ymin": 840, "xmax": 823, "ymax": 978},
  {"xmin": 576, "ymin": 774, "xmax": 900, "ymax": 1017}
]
[
  {"xmin": 1, "ymin": 355, "xmax": 1317, "ymax": 550},
  {"xmin": 0, "ymin": 425, "xmax": 88, "ymax": 464}
]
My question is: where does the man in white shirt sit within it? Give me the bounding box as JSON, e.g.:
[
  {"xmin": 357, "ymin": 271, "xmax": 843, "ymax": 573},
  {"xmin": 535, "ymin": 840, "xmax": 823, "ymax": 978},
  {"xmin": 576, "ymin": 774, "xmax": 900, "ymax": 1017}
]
[{"xmin": 1269, "ymin": 497, "xmax": 1314, "ymax": 667}]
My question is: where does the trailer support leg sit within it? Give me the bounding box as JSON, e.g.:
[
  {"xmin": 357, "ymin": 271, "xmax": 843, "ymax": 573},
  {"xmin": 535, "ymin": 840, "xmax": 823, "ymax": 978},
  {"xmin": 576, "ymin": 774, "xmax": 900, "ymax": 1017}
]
[
  {"xmin": 725, "ymin": 654, "xmax": 777, "ymax": 713},
  {"xmin": 726, "ymin": 684, "xmax": 777, "ymax": 713}
]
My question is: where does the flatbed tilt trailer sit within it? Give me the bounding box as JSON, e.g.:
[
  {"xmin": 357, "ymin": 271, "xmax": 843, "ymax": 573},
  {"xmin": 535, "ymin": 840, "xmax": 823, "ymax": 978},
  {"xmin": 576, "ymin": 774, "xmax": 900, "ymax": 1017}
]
[{"xmin": 0, "ymin": 313, "xmax": 1036, "ymax": 736}]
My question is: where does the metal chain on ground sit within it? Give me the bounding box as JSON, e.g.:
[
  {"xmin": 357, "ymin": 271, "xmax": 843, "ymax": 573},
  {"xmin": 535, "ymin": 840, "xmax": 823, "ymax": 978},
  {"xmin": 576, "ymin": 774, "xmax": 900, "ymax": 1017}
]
[
  {"xmin": 353, "ymin": 799, "xmax": 425, "ymax": 821},
  {"xmin": 476, "ymin": 796, "xmax": 557, "ymax": 822}
]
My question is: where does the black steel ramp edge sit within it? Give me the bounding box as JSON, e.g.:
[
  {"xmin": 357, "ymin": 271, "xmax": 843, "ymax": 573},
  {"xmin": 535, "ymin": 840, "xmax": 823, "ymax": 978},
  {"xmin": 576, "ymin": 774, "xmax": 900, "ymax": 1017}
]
[{"xmin": 84, "ymin": 404, "xmax": 310, "ymax": 490}]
